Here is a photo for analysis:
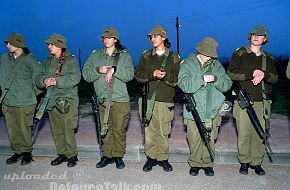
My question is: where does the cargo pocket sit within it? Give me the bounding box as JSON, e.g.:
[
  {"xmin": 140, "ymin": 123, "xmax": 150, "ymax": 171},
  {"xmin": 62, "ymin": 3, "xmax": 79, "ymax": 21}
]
[
  {"xmin": 56, "ymin": 98, "xmax": 70, "ymax": 114},
  {"xmin": 163, "ymin": 104, "xmax": 174, "ymax": 135},
  {"xmin": 24, "ymin": 106, "xmax": 35, "ymax": 127}
]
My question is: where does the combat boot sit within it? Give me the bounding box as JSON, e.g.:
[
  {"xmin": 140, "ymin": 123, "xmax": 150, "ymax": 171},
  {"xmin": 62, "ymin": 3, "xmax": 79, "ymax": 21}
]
[
  {"xmin": 239, "ymin": 163, "xmax": 250, "ymax": 175},
  {"xmin": 6, "ymin": 153, "xmax": 23, "ymax": 164},
  {"xmin": 189, "ymin": 167, "xmax": 201, "ymax": 176},
  {"xmin": 21, "ymin": 152, "xmax": 33, "ymax": 165},
  {"xmin": 158, "ymin": 160, "xmax": 173, "ymax": 172},
  {"xmin": 67, "ymin": 156, "xmax": 78, "ymax": 168},
  {"xmin": 250, "ymin": 165, "xmax": 266, "ymax": 176},
  {"xmin": 115, "ymin": 157, "xmax": 125, "ymax": 169},
  {"xmin": 143, "ymin": 157, "xmax": 157, "ymax": 172},
  {"xmin": 203, "ymin": 167, "xmax": 214, "ymax": 176},
  {"xmin": 51, "ymin": 154, "xmax": 68, "ymax": 166},
  {"xmin": 96, "ymin": 156, "xmax": 114, "ymax": 168}
]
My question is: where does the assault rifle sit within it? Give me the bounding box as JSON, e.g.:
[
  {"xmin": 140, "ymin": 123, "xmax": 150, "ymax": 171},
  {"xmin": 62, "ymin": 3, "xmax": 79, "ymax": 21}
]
[
  {"xmin": 140, "ymin": 82, "xmax": 149, "ymax": 144},
  {"xmin": 232, "ymin": 81, "xmax": 273, "ymax": 160},
  {"xmin": 32, "ymin": 88, "xmax": 52, "ymax": 144},
  {"xmin": 91, "ymin": 86, "xmax": 103, "ymax": 157},
  {"xmin": 183, "ymin": 93, "xmax": 215, "ymax": 161}
]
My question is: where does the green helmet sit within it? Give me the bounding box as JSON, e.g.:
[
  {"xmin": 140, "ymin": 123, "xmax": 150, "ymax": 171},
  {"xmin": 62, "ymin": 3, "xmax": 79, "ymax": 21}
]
[
  {"xmin": 250, "ymin": 25, "xmax": 268, "ymax": 36},
  {"xmin": 99, "ymin": 28, "xmax": 119, "ymax": 41},
  {"xmin": 248, "ymin": 25, "xmax": 269, "ymax": 44},
  {"xmin": 196, "ymin": 37, "xmax": 219, "ymax": 58},
  {"xmin": 4, "ymin": 32, "xmax": 26, "ymax": 48},
  {"xmin": 44, "ymin": 33, "xmax": 67, "ymax": 48},
  {"xmin": 147, "ymin": 24, "xmax": 167, "ymax": 39}
]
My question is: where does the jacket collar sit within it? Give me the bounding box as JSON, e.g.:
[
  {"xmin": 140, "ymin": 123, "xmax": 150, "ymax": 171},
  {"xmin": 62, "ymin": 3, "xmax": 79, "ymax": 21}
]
[
  {"xmin": 152, "ymin": 47, "xmax": 169, "ymax": 57},
  {"xmin": 102, "ymin": 47, "xmax": 121, "ymax": 57},
  {"xmin": 245, "ymin": 46, "xmax": 266, "ymax": 57}
]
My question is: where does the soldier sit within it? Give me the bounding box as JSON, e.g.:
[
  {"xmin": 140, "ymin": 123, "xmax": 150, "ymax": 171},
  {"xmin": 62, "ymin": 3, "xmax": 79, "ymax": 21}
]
[
  {"xmin": 227, "ymin": 25, "xmax": 278, "ymax": 175},
  {"xmin": 135, "ymin": 24, "xmax": 180, "ymax": 172},
  {"xmin": 0, "ymin": 32, "xmax": 42, "ymax": 165},
  {"xmin": 82, "ymin": 28, "xmax": 134, "ymax": 169},
  {"xmin": 36, "ymin": 33, "xmax": 81, "ymax": 167},
  {"xmin": 178, "ymin": 37, "xmax": 232, "ymax": 176},
  {"xmin": 286, "ymin": 59, "xmax": 290, "ymax": 79}
]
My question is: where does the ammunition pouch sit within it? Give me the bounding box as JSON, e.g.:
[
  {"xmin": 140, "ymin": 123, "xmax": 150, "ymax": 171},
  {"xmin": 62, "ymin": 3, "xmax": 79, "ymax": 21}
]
[
  {"xmin": 263, "ymin": 99, "xmax": 272, "ymax": 120},
  {"xmin": 56, "ymin": 98, "xmax": 70, "ymax": 114},
  {"xmin": 263, "ymin": 99, "xmax": 272, "ymax": 130}
]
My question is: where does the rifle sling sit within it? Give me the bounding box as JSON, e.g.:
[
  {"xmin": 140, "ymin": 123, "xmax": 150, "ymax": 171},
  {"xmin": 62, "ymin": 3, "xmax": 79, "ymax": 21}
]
[
  {"xmin": 146, "ymin": 52, "xmax": 170, "ymax": 122},
  {"xmin": 261, "ymin": 56, "xmax": 267, "ymax": 100},
  {"xmin": 35, "ymin": 86, "xmax": 53, "ymax": 120},
  {"xmin": 103, "ymin": 53, "xmax": 120, "ymax": 129}
]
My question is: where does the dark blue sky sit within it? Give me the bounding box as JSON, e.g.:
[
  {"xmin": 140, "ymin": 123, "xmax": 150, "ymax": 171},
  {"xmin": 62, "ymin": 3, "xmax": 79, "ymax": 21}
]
[{"xmin": 1, "ymin": 0, "xmax": 289, "ymax": 67}]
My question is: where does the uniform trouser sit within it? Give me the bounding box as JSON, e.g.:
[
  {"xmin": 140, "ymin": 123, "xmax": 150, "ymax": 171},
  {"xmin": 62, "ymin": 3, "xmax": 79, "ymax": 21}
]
[
  {"xmin": 186, "ymin": 114, "xmax": 220, "ymax": 168},
  {"xmin": 99, "ymin": 102, "xmax": 130, "ymax": 158},
  {"xmin": 233, "ymin": 101, "xmax": 265, "ymax": 166},
  {"xmin": 144, "ymin": 101, "xmax": 174, "ymax": 161},
  {"xmin": 2, "ymin": 104, "xmax": 35, "ymax": 154},
  {"xmin": 48, "ymin": 105, "xmax": 78, "ymax": 158}
]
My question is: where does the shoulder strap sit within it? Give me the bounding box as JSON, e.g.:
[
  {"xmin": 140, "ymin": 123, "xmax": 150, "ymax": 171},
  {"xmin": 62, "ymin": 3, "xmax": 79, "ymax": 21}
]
[
  {"xmin": 146, "ymin": 53, "xmax": 170, "ymax": 122},
  {"xmin": 235, "ymin": 47, "xmax": 247, "ymax": 57},
  {"xmin": 102, "ymin": 53, "xmax": 120, "ymax": 135},
  {"xmin": 0, "ymin": 59, "xmax": 24, "ymax": 104},
  {"xmin": 261, "ymin": 55, "xmax": 267, "ymax": 100}
]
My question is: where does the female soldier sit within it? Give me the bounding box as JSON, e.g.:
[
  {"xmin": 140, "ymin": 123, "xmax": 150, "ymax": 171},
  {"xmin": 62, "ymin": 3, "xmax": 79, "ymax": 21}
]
[
  {"xmin": 82, "ymin": 28, "xmax": 134, "ymax": 169},
  {"xmin": 178, "ymin": 37, "xmax": 232, "ymax": 176},
  {"xmin": 135, "ymin": 25, "xmax": 180, "ymax": 172},
  {"xmin": 1, "ymin": 32, "xmax": 41, "ymax": 165},
  {"xmin": 36, "ymin": 33, "xmax": 81, "ymax": 167}
]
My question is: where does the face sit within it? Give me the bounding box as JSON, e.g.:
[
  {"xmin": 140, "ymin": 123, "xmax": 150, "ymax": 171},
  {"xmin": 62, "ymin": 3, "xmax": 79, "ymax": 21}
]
[
  {"xmin": 48, "ymin": 44, "xmax": 61, "ymax": 55},
  {"xmin": 150, "ymin": 34, "xmax": 165, "ymax": 48},
  {"xmin": 103, "ymin": 37, "xmax": 117, "ymax": 48},
  {"xmin": 6, "ymin": 43, "xmax": 19, "ymax": 53},
  {"xmin": 198, "ymin": 54, "xmax": 212, "ymax": 62},
  {"xmin": 250, "ymin": 34, "xmax": 267, "ymax": 46}
]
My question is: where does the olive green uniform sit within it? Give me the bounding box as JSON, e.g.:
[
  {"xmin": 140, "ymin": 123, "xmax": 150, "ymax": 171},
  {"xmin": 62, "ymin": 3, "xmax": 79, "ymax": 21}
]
[
  {"xmin": 227, "ymin": 46, "xmax": 278, "ymax": 165},
  {"xmin": 0, "ymin": 52, "xmax": 42, "ymax": 154},
  {"xmin": 135, "ymin": 48, "xmax": 180, "ymax": 161},
  {"xmin": 36, "ymin": 51, "xmax": 81, "ymax": 158},
  {"xmin": 82, "ymin": 48, "xmax": 134, "ymax": 158}
]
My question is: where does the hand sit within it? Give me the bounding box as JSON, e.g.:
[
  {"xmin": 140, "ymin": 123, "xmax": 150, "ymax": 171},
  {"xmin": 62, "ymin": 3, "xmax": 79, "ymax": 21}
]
[
  {"xmin": 203, "ymin": 75, "xmax": 215, "ymax": 83},
  {"xmin": 105, "ymin": 67, "xmax": 115, "ymax": 83},
  {"xmin": 153, "ymin": 69, "xmax": 166, "ymax": 79},
  {"xmin": 44, "ymin": 77, "xmax": 56, "ymax": 88},
  {"xmin": 99, "ymin": 66, "xmax": 112, "ymax": 74},
  {"xmin": 252, "ymin": 69, "xmax": 264, "ymax": 85}
]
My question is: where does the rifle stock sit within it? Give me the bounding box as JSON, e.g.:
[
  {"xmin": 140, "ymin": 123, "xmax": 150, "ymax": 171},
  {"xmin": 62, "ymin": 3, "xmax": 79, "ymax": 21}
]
[
  {"xmin": 91, "ymin": 85, "xmax": 103, "ymax": 157},
  {"xmin": 183, "ymin": 93, "xmax": 215, "ymax": 161},
  {"xmin": 232, "ymin": 81, "xmax": 274, "ymax": 160},
  {"xmin": 32, "ymin": 87, "xmax": 53, "ymax": 141}
]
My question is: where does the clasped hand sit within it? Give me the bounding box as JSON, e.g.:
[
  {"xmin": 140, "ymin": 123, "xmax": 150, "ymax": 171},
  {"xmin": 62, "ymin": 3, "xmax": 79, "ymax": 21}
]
[
  {"xmin": 153, "ymin": 69, "xmax": 166, "ymax": 79},
  {"xmin": 252, "ymin": 69, "xmax": 264, "ymax": 85},
  {"xmin": 99, "ymin": 66, "xmax": 115, "ymax": 83},
  {"xmin": 203, "ymin": 75, "xmax": 215, "ymax": 86},
  {"xmin": 44, "ymin": 77, "xmax": 56, "ymax": 88}
]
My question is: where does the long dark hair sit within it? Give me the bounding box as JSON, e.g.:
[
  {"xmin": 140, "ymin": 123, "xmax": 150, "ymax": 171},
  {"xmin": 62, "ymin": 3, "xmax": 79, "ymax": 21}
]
[
  {"xmin": 115, "ymin": 40, "xmax": 126, "ymax": 50},
  {"xmin": 55, "ymin": 48, "xmax": 66, "ymax": 76},
  {"xmin": 23, "ymin": 47, "xmax": 31, "ymax": 54},
  {"xmin": 164, "ymin": 38, "xmax": 171, "ymax": 48}
]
